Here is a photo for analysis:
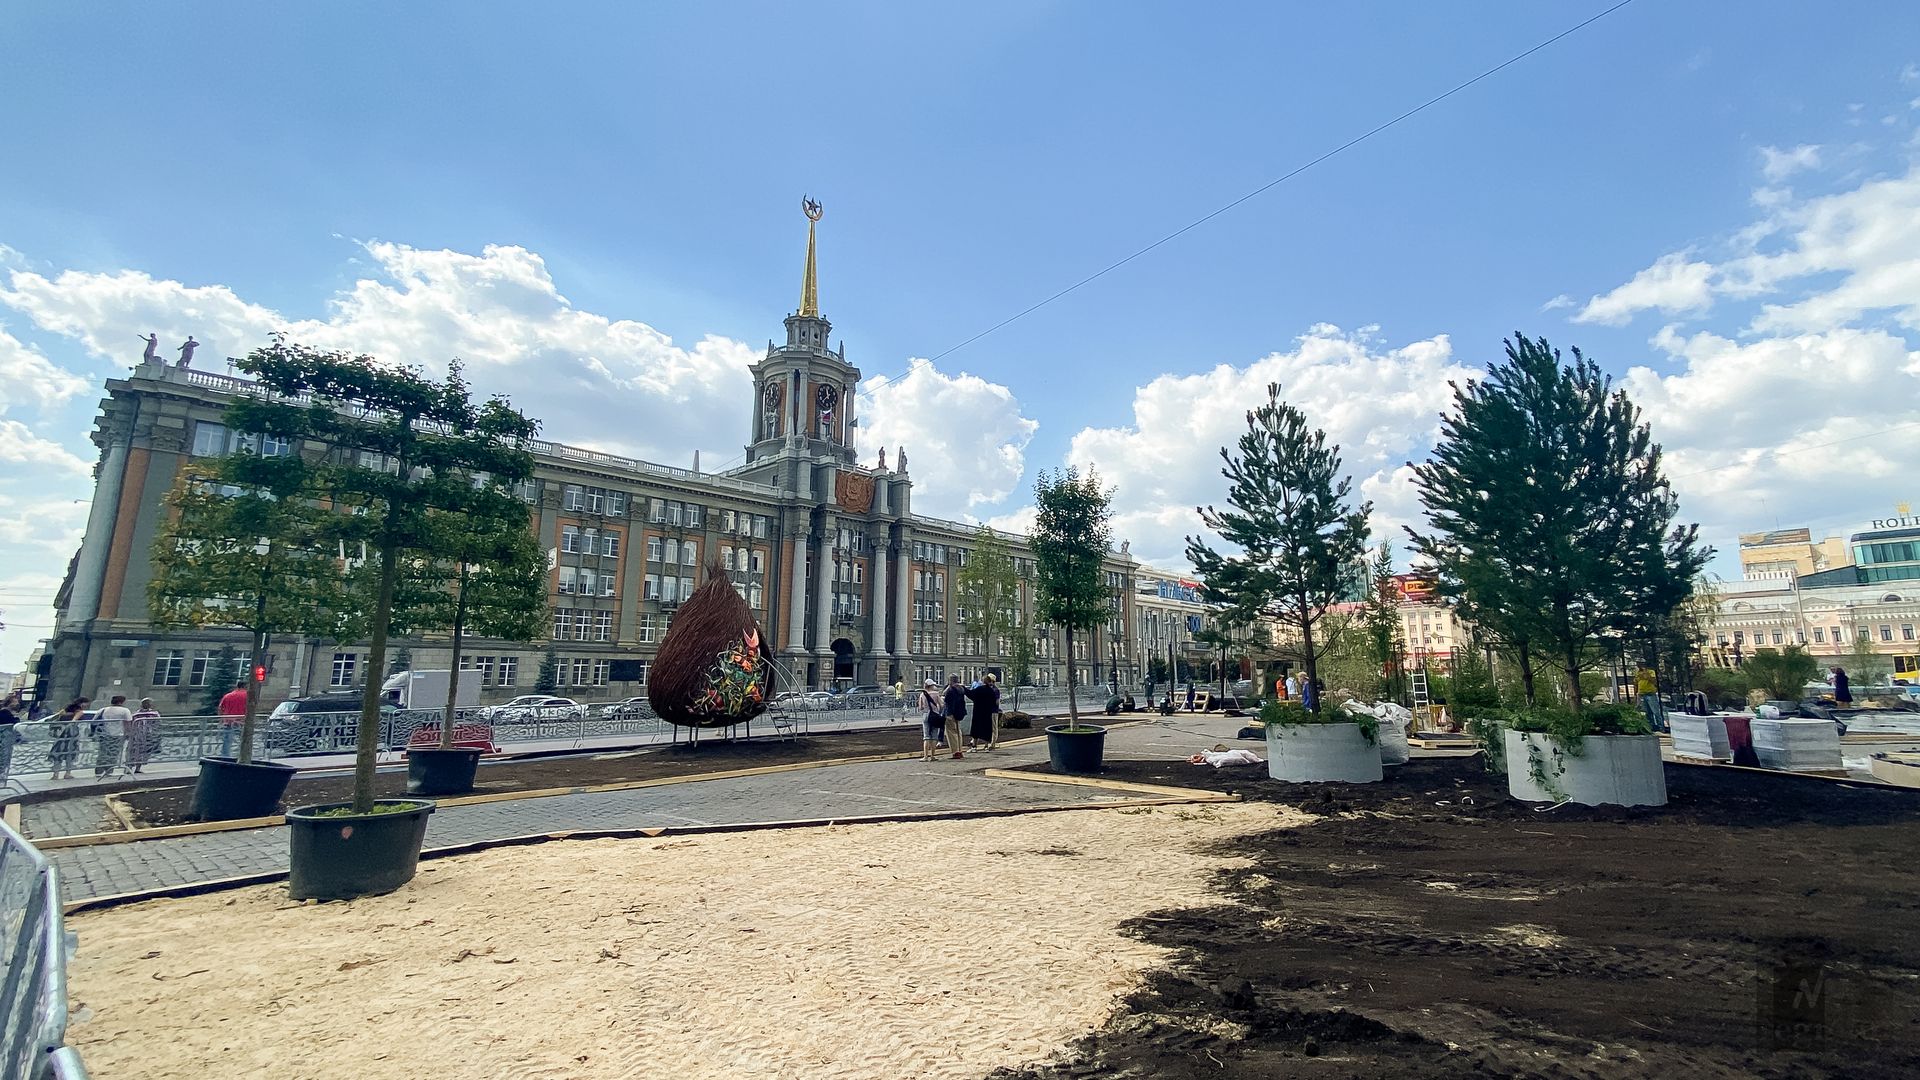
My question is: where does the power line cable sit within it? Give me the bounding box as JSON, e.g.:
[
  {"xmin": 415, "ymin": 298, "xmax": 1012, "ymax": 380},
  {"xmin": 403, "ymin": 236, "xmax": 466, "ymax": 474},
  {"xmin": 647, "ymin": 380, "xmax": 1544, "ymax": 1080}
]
[{"xmin": 708, "ymin": 0, "xmax": 1637, "ymax": 473}]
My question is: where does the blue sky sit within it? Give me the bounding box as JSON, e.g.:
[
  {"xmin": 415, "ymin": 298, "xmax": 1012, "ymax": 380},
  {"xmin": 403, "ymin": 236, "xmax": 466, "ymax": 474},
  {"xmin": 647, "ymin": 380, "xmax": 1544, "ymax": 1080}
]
[{"xmin": 4, "ymin": 2, "xmax": 1920, "ymax": 669}]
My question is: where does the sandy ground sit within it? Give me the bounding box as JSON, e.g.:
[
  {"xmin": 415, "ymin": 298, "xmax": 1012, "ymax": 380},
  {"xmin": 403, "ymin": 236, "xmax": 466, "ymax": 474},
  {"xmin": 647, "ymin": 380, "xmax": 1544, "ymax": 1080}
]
[{"xmin": 65, "ymin": 800, "xmax": 1303, "ymax": 1080}]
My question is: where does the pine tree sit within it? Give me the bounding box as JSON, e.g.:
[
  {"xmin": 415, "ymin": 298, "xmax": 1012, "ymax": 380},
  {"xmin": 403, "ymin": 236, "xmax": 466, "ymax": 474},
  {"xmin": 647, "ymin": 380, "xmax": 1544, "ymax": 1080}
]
[
  {"xmin": 536, "ymin": 642, "xmax": 561, "ymax": 695},
  {"xmin": 388, "ymin": 646, "xmax": 413, "ymax": 677},
  {"xmin": 1408, "ymin": 334, "xmax": 1709, "ymax": 719},
  {"xmin": 1029, "ymin": 467, "xmax": 1114, "ymax": 728},
  {"xmin": 199, "ymin": 644, "xmax": 241, "ymax": 716},
  {"xmin": 1186, "ymin": 383, "xmax": 1371, "ymax": 714}
]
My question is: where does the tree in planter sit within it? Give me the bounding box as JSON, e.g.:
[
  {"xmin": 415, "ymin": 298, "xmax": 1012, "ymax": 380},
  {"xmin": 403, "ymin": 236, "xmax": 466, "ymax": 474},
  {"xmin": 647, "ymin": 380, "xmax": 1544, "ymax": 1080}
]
[
  {"xmin": 1029, "ymin": 467, "xmax": 1115, "ymax": 728},
  {"xmin": 1409, "ymin": 334, "xmax": 1707, "ymax": 723},
  {"xmin": 535, "ymin": 642, "xmax": 561, "ymax": 694},
  {"xmin": 149, "ymin": 456, "xmax": 351, "ymax": 764},
  {"xmin": 412, "ymin": 504, "xmax": 548, "ymax": 746},
  {"xmin": 1186, "ymin": 383, "xmax": 1371, "ymax": 715},
  {"xmin": 1742, "ymin": 645, "xmax": 1820, "ymax": 702},
  {"xmin": 955, "ymin": 525, "xmax": 1022, "ymax": 686},
  {"xmin": 230, "ymin": 340, "xmax": 539, "ymax": 814}
]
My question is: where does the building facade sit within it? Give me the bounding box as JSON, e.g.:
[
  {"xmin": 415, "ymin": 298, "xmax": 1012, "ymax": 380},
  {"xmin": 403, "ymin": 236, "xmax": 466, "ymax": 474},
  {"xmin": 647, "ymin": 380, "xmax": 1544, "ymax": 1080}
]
[{"xmin": 37, "ymin": 217, "xmax": 1146, "ymax": 711}]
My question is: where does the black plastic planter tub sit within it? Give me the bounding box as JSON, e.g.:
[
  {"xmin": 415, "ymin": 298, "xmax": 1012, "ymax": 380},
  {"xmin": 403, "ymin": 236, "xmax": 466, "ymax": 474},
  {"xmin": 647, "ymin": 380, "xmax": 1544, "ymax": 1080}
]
[
  {"xmin": 1045, "ymin": 724, "xmax": 1108, "ymax": 774},
  {"xmin": 188, "ymin": 757, "xmax": 299, "ymax": 822},
  {"xmin": 286, "ymin": 799, "xmax": 435, "ymax": 901},
  {"xmin": 406, "ymin": 745, "xmax": 485, "ymax": 796}
]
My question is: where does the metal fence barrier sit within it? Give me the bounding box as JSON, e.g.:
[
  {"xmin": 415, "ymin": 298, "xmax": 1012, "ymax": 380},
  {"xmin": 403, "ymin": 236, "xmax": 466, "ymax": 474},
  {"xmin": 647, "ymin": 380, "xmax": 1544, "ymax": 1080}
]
[{"xmin": 0, "ymin": 818, "xmax": 90, "ymax": 1079}]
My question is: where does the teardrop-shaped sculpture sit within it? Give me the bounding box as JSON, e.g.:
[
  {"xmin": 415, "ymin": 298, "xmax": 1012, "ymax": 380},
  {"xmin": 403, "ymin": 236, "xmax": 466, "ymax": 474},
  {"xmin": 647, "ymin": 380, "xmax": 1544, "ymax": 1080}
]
[{"xmin": 648, "ymin": 562, "xmax": 775, "ymax": 727}]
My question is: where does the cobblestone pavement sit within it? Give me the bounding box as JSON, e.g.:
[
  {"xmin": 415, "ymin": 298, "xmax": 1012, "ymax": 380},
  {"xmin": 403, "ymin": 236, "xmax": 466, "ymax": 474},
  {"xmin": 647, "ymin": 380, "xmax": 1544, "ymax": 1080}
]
[
  {"xmin": 48, "ymin": 717, "xmax": 1254, "ymax": 903},
  {"xmin": 21, "ymin": 797, "xmax": 121, "ymax": 841}
]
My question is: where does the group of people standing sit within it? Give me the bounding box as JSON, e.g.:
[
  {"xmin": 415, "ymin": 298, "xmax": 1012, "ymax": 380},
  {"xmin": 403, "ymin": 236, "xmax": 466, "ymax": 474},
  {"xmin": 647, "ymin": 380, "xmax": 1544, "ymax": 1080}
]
[
  {"xmin": 917, "ymin": 674, "xmax": 1001, "ymax": 761},
  {"xmin": 20, "ymin": 695, "xmax": 163, "ymax": 781}
]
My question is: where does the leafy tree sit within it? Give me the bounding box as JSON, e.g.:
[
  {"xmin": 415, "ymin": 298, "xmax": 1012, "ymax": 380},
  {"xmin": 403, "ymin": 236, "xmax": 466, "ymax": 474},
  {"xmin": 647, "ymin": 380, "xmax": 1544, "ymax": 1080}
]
[
  {"xmin": 1186, "ymin": 383, "xmax": 1371, "ymax": 714},
  {"xmin": 1029, "ymin": 467, "xmax": 1114, "ymax": 728},
  {"xmin": 536, "ymin": 642, "xmax": 561, "ymax": 694},
  {"xmin": 955, "ymin": 525, "xmax": 1022, "ymax": 680},
  {"xmin": 199, "ymin": 644, "xmax": 240, "ymax": 716},
  {"xmin": 230, "ymin": 339, "xmax": 539, "ymax": 813},
  {"xmin": 1743, "ymin": 645, "xmax": 1820, "ymax": 701},
  {"xmin": 1005, "ymin": 625, "xmax": 1036, "ymax": 688},
  {"xmin": 1845, "ymin": 631, "xmax": 1890, "ymax": 687},
  {"xmin": 148, "ymin": 454, "xmax": 352, "ymax": 763},
  {"xmin": 1409, "ymin": 334, "xmax": 1708, "ymax": 720}
]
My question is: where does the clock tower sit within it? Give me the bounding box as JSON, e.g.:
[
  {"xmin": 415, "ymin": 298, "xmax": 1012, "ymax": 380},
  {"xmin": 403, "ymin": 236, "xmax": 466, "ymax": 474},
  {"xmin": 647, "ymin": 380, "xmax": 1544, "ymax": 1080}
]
[{"xmin": 739, "ymin": 197, "xmax": 861, "ymax": 478}]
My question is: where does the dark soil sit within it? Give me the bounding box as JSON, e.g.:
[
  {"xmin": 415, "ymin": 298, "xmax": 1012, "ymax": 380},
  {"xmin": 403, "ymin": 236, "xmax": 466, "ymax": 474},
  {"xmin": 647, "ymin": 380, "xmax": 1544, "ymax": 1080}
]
[
  {"xmin": 122, "ymin": 723, "xmax": 946, "ymax": 827},
  {"xmin": 993, "ymin": 756, "xmax": 1920, "ymax": 1079}
]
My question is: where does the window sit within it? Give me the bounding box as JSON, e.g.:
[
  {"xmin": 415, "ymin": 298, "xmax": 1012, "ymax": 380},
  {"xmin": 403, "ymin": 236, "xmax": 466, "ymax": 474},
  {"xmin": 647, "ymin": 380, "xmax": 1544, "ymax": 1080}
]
[
  {"xmin": 593, "ymin": 611, "xmax": 614, "ymax": 641},
  {"xmin": 667, "ymin": 501, "xmax": 683, "ymax": 526},
  {"xmin": 853, "ymin": 562, "xmax": 864, "ymax": 585},
  {"xmin": 259, "ymin": 434, "xmax": 290, "ymax": 457},
  {"xmin": 513, "ymin": 478, "xmax": 539, "ymax": 503},
  {"xmin": 722, "ymin": 547, "xmax": 737, "ymax": 572},
  {"xmin": 187, "ymin": 649, "xmax": 221, "ymax": 687},
  {"xmin": 1812, "ymin": 628, "xmax": 1825, "ymax": 643},
  {"xmin": 1858, "ymin": 628, "xmax": 1870, "ymax": 642},
  {"xmin": 564, "ymin": 484, "xmax": 586, "ymax": 511},
  {"xmin": 562, "ymin": 525, "xmax": 583, "ymax": 554},
  {"xmin": 750, "ymin": 550, "xmax": 764, "ymax": 573},
  {"xmin": 647, "ymin": 537, "xmax": 663, "ymax": 562},
  {"xmin": 460, "ymin": 655, "xmax": 496, "ymax": 685},
  {"xmin": 1904, "ymin": 625, "xmax": 1916, "ymax": 642},
  {"xmin": 585, "ymin": 488, "xmax": 605, "ymax": 514},
  {"xmin": 152, "ymin": 649, "xmax": 185, "ymax": 686},
  {"xmin": 330, "ymin": 652, "xmax": 358, "ymax": 687},
  {"xmin": 602, "ymin": 571, "xmax": 617, "ymax": 597},
  {"xmin": 577, "ymin": 569, "xmax": 597, "ymax": 596},
  {"xmin": 749, "ymin": 583, "xmax": 763, "ymax": 609},
  {"xmin": 602, "ymin": 533, "xmax": 621, "ymax": 558},
  {"xmin": 722, "ymin": 510, "xmax": 737, "ymax": 532},
  {"xmin": 638, "ymin": 612, "xmax": 659, "ymax": 643},
  {"xmin": 649, "ymin": 498, "xmax": 666, "ymax": 522},
  {"xmin": 686, "ymin": 504, "xmax": 702, "ymax": 528},
  {"xmin": 593, "ymin": 659, "xmax": 611, "ymax": 686},
  {"xmin": 645, "ymin": 575, "xmax": 660, "ymax": 601},
  {"xmin": 191, "ymin": 422, "xmax": 229, "ymax": 457},
  {"xmin": 753, "ymin": 515, "xmax": 768, "ymax": 539},
  {"xmin": 664, "ymin": 539, "xmax": 679, "ymax": 564},
  {"xmin": 1771, "ymin": 630, "xmax": 1784, "ymax": 645},
  {"xmin": 661, "ymin": 577, "xmax": 677, "ymax": 603},
  {"xmin": 680, "ymin": 576, "xmax": 694, "ymax": 600},
  {"xmin": 553, "ymin": 609, "xmax": 573, "ymax": 640},
  {"xmin": 607, "ymin": 491, "xmax": 626, "ymax": 516},
  {"xmin": 1883, "ymin": 625, "xmax": 1896, "ymax": 642},
  {"xmin": 634, "ymin": 660, "xmax": 649, "ymax": 686},
  {"xmin": 558, "ymin": 566, "xmax": 578, "ymax": 594},
  {"xmin": 1831, "ymin": 626, "xmax": 1842, "ymax": 643},
  {"xmin": 569, "ymin": 658, "xmax": 592, "ymax": 686},
  {"xmin": 498, "ymin": 656, "xmax": 519, "ymax": 687},
  {"xmin": 682, "ymin": 541, "xmax": 698, "ymax": 566}
]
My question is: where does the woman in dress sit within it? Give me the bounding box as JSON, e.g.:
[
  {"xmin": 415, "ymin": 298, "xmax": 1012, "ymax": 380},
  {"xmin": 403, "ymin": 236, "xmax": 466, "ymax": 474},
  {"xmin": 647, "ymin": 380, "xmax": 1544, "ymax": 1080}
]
[
  {"xmin": 966, "ymin": 674, "xmax": 1002, "ymax": 751},
  {"xmin": 126, "ymin": 697, "xmax": 162, "ymax": 774},
  {"xmin": 49, "ymin": 699, "xmax": 87, "ymax": 781}
]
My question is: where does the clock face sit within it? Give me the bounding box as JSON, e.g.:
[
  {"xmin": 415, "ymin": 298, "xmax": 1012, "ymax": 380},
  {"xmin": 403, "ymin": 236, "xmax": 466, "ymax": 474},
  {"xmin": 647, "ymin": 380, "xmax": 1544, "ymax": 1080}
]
[
  {"xmin": 764, "ymin": 383, "xmax": 780, "ymax": 405},
  {"xmin": 816, "ymin": 385, "xmax": 839, "ymax": 410}
]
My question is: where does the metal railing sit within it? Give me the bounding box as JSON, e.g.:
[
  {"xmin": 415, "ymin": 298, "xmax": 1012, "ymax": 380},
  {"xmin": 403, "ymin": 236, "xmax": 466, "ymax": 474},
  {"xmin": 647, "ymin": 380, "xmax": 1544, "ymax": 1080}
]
[{"xmin": 0, "ymin": 819, "xmax": 89, "ymax": 1079}]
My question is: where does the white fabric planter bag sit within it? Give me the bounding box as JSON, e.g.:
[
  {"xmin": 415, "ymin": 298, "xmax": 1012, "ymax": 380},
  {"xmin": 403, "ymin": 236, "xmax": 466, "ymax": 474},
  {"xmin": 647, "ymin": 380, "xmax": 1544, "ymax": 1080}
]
[
  {"xmin": 1266, "ymin": 722, "xmax": 1384, "ymax": 783},
  {"xmin": 1504, "ymin": 730, "xmax": 1667, "ymax": 807}
]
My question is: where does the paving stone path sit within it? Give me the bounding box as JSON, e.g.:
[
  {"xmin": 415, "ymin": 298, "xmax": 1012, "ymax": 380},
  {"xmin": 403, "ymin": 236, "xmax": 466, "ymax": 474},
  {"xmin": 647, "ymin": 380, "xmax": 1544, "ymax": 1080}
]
[{"xmin": 50, "ymin": 718, "xmax": 1249, "ymax": 902}]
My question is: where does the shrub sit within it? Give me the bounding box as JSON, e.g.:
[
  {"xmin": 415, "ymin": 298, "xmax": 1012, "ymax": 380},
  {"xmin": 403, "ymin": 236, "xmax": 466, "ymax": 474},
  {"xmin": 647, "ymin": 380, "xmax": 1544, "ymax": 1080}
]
[{"xmin": 1261, "ymin": 698, "xmax": 1378, "ymax": 745}]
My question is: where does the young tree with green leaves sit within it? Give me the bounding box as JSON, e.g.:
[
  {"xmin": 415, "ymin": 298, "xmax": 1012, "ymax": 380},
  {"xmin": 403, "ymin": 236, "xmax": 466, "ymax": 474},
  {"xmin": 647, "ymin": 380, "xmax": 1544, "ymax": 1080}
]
[
  {"xmin": 148, "ymin": 454, "xmax": 352, "ymax": 763},
  {"xmin": 1186, "ymin": 383, "xmax": 1372, "ymax": 714},
  {"xmin": 955, "ymin": 525, "xmax": 1021, "ymax": 678},
  {"xmin": 1409, "ymin": 334, "xmax": 1708, "ymax": 719},
  {"xmin": 1743, "ymin": 645, "xmax": 1820, "ymax": 701},
  {"xmin": 413, "ymin": 507, "xmax": 548, "ymax": 745},
  {"xmin": 1029, "ymin": 467, "xmax": 1114, "ymax": 728},
  {"xmin": 230, "ymin": 339, "xmax": 539, "ymax": 813}
]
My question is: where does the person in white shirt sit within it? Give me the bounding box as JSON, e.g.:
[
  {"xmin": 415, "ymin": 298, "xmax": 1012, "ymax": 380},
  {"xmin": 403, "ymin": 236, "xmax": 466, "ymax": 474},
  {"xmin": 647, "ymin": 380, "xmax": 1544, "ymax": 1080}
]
[
  {"xmin": 1284, "ymin": 673, "xmax": 1301, "ymax": 700},
  {"xmin": 92, "ymin": 694, "xmax": 133, "ymax": 778}
]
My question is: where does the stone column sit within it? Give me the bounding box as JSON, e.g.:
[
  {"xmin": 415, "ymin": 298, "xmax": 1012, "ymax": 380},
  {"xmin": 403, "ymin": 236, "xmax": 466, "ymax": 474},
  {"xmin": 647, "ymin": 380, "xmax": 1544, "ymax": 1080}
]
[
  {"xmin": 869, "ymin": 532, "xmax": 890, "ymax": 677},
  {"xmin": 813, "ymin": 516, "xmax": 836, "ymax": 686},
  {"xmin": 786, "ymin": 532, "xmax": 809, "ymax": 655},
  {"xmin": 68, "ymin": 440, "xmax": 129, "ymax": 628},
  {"xmin": 894, "ymin": 541, "xmax": 912, "ymax": 663}
]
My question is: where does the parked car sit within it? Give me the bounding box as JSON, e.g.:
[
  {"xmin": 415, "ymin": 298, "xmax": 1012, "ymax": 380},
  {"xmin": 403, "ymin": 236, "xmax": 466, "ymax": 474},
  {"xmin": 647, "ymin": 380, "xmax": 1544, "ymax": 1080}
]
[
  {"xmin": 485, "ymin": 696, "xmax": 586, "ymax": 723},
  {"xmin": 771, "ymin": 691, "xmax": 810, "ymax": 712},
  {"xmin": 803, "ymin": 691, "xmax": 834, "ymax": 710},
  {"xmin": 599, "ymin": 697, "xmax": 652, "ymax": 719},
  {"xmin": 842, "ymin": 684, "xmax": 887, "ymax": 707},
  {"xmin": 266, "ymin": 693, "xmax": 401, "ymax": 752}
]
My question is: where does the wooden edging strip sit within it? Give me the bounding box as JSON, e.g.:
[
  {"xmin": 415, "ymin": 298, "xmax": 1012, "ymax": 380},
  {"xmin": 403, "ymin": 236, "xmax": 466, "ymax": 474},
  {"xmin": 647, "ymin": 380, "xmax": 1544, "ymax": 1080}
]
[
  {"xmin": 977, "ymin": 768, "xmax": 1241, "ymax": 802},
  {"xmin": 60, "ymin": 792, "xmax": 1233, "ymax": 916},
  {"xmin": 29, "ymin": 722, "xmax": 1152, "ymax": 851},
  {"xmin": 1664, "ymin": 755, "xmax": 1902, "ymax": 789},
  {"xmin": 1, "ymin": 803, "xmax": 18, "ymax": 831}
]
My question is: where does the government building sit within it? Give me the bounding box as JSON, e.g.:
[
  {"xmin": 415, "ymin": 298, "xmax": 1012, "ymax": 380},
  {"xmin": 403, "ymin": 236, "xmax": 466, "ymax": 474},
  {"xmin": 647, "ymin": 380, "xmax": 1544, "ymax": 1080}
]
[{"xmin": 34, "ymin": 214, "xmax": 1214, "ymax": 712}]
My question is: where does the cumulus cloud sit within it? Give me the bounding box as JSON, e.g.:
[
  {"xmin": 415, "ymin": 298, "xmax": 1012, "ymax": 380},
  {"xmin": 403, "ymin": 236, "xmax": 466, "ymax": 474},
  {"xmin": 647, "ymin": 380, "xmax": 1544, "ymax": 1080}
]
[
  {"xmin": 0, "ymin": 326, "xmax": 90, "ymax": 413},
  {"xmin": 0, "ymin": 242, "xmax": 763, "ymax": 469},
  {"xmin": 1758, "ymin": 143, "xmax": 1823, "ymax": 181},
  {"xmin": 0, "ymin": 418, "xmax": 89, "ymax": 474},
  {"xmin": 855, "ymin": 359, "xmax": 1038, "ymax": 515},
  {"xmin": 1063, "ymin": 326, "xmax": 1471, "ymax": 572},
  {"xmin": 1574, "ymin": 252, "xmax": 1717, "ymax": 325}
]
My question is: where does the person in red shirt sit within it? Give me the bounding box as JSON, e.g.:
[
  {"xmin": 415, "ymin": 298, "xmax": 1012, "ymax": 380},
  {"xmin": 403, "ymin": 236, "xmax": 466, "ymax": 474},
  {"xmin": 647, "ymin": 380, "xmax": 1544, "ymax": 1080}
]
[{"xmin": 217, "ymin": 679, "xmax": 250, "ymax": 758}]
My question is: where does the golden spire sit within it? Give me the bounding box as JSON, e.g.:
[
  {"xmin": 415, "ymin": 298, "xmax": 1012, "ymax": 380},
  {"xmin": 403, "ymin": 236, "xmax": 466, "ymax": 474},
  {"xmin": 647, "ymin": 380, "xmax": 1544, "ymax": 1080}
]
[{"xmin": 800, "ymin": 196, "xmax": 823, "ymax": 318}]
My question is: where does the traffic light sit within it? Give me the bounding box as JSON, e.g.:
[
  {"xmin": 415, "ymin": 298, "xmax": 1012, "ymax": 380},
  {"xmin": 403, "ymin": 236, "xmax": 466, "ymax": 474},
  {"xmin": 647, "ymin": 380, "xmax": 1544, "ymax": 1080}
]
[{"xmin": 253, "ymin": 664, "xmax": 267, "ymax": 683}]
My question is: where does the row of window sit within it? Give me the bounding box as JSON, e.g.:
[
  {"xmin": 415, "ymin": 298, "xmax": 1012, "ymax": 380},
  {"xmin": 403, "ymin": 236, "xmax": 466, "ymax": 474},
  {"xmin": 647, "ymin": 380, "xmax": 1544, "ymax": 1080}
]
[
  {"xmin": 557, "ymin": 566, "xmax": 618, "ymax": 596},
  {"xmin": 644, "ymin": 574, "xmax": 700, "ymax": 603},
  {"xmin": 646, "ymin": 537, "xmax": 701, "ymax": 565},
  {"xmin": 456, "ymin": 655, "xmax": 521, "ymax": 686},
  {"xmin": 151, "ymin": 649, "xmax": 253, "ymax": 687},
  {"xmin": 912, "ymin": 600, "xmax": 947, "ymax": 622},
  {"xmin": 553, "ymin": 609, "xmax": 616, "ymax": 642},
  {"xmin": 720, "ymin": 546, "xmax": 766, "ymax": 574},
  {"xmin": 191, "ymin": 423, "xmax": 291, "ymax": 459},
  {"xmin": 560, "ymin": 526, "xmax": 622, "ymax": 558},
  {"xmin": 913, "ymin": 570, "xmax": 945, "ymax": 593},
  {"xmin": 1717, "ymin": 624, "xmax": 1917, "ymax": 646},
  {"xmin": 910, "ymin": 541, "xmax": 950, "ymax": 563},
  {"xmin": 562, "ymin": 485, "xmax": 628, "ymax": 516}
]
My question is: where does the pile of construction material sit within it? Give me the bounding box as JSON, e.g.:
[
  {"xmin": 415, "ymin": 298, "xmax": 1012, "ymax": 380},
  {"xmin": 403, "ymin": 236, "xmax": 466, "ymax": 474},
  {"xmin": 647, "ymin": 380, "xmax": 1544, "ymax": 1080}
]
[
  {"xmin": 1670, "ymin": 714, "xmax": 1732, "ymax": 761},
  {"xmin": 1342, "ymin": 699, "xmax": 1414, "ymax": 764},
  {"xmin": 1750, "ymin": 716, "xmax": 1842, "ymax": 772}
]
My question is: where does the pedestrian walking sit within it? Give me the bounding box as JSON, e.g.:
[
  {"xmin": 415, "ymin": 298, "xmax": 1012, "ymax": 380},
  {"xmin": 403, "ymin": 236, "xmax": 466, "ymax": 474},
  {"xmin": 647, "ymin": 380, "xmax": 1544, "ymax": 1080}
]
[
  {"xmin": 93, "ymin": 695, "xmax": 132, "ymax": 778},
  {"xmin": 942, "ymin": 675, "xmax": 969, "ymax": 759},
  {"xmin": 1285, "ymin": 673, "xmax": 1300, "ymax": 701},
  {"xmin": 917, "ymin": 679, "xmax": 943, "ymax": 762},
  {"xmin": 48, "ymin": 699, "xmax": 86, "ymax": 780},
  {"xmin": 1184, "ymin": 682, "xmax": 1195, "ymax": 712},
  {"xmin": 126, "ymin": 697, "xmax": 161, "ymax": 773},
  {"xmin": 967, "ymin": 673, "xmax": 1002, "ymax": 750},
  {"xmin": 217, "ymin": 679, "xmax": 249, "ymax": 758}
]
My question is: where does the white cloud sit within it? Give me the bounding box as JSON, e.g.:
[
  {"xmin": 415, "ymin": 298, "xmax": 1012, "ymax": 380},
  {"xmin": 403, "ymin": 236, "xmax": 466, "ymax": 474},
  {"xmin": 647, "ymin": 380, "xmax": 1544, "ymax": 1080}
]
[
  {"xmin": 0, "ymin": 418, "xmax": 89, "ymax": 475},
  {"xmin": 855, "ymin": 359, "xmax": 1039, "ymax": 515},
  {"xmin": 1574, "ymin": 252, "xmax": 1716, "ymax": 325},
  {"xmin": 1902, "ymin": 63, "xmax": 1919, "ymax": 85},
  {"xmin": 0, "ymin": 242, "xmax": 763, "ymax": 469},
  {"xmin": 1759, "ymin": 143, "xmax": 1822, "ymax": 182},
  {"xmin": 1064, "ymin": 325, "xmax": 1470, "ymax": 571},
  {"xmin": 1540, "ymin": 294, "xmax": 1575, "ymax": 312},
  {"xmin": 0, "ymin": 325, "xmax": 90, "ymax": 414}
]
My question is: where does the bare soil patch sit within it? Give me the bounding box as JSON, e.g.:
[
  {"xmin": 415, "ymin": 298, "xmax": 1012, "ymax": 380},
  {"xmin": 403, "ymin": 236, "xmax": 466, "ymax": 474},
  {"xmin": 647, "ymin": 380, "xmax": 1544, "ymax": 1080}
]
[
  {"xmin": 995, "ymin": 756, "xmax": 1920, "ymax": 1078},
  {"xmin": 119, "ymin": 724, "xmax": 939, "ymax": 827}
]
